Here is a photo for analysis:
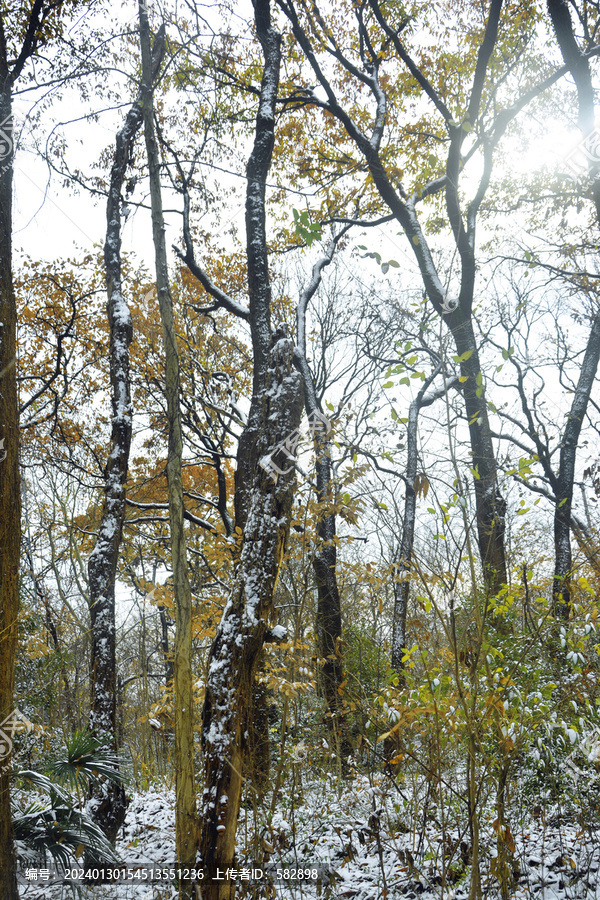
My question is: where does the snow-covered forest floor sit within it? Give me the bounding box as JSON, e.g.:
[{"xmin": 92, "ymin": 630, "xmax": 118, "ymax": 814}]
[{"xmin": 17, "ymin": 768, "xmax": 600, "ymax": 900}]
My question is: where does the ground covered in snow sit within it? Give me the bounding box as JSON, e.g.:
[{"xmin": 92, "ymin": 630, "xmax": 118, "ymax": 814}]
[{"xmin": 16, "ymin": 772, "xmax": 600, "ymax": 899}]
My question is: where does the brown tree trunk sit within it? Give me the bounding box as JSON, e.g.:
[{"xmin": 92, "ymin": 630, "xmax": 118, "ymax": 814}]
[
  {"xmin": 139, "ymin": 4, "xmax": 197, "ymax": 879},
  {"xmin": 0, "ymin": 71, "xmax": 20, "ymax": 900}
]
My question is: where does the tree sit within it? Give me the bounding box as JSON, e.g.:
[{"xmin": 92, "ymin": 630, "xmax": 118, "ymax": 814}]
[
  {"xmin": 1, "ymin": 3, "xmax": 82, "ymax": 896},
  {"xmin": 546, "ymin": 0, "xmax": 600, "ymax": 617},
  {"xmin": 194, "ymin": 0, "xmax": 304, "ymax": 892},
  {"xmin": 293, "ymin": 231, "xmax": 353, "ymax": 753},
  {"xmin": 139, "ymin": 0, "xmax": 197, "ymax": 878},
  {"xmin": 85, "ymin": 20, "xmax": 166, "ymax": 842},
  {"xmin": 274, "ymin": 0, "xmax": 570, "ymax": 598}
]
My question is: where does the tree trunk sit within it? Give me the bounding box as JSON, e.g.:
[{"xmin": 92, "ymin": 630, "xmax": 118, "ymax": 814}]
[
  {"xmin": 0, "ymin": 70, "xmax": 20, "ymax": 900},
  {"xmin": 199, "ymin": 3, "xmax": 304, "ymax": 894},
  {"xmin": 294, "ymin": 254, "xmax": 350, "ymax": 755},
  {"xmin": 451, "ymin": 316, "xmax": 507, "ymax": 597},
  {"xmin": 312, "ymin": 427, "xmax": 352, "ymax": 756},
  {"xmin": 552, "ymin": 309, "xmax": 600, "ymax": 616},
  {"xmin": 199, "ymin": 331, "xmax": 303, "ymax": 897},
  {"xmin": 139, "ymin": 4, "xmax": 197, "ymax": 877},
  {"xmin": 87, "ymin": 48, "xmax": 162, "ymax": 840},
  {"xmin": 391, "ymin": 396, "xmax": 419, "ymax": 677},
  {"xmin": 547, "ymin": 0, "xmax": 600, "ymax": 617}
]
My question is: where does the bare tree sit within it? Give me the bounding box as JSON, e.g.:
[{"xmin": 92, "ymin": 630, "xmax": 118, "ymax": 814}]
[{"xmin": 274, "ymin": 0, "xmax": 574, "ymax": 597}]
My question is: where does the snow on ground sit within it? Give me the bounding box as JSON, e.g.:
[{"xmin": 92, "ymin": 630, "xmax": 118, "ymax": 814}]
[{"xmin": 16, "ymin": 775, "xmax": 600, "ymax": 899}]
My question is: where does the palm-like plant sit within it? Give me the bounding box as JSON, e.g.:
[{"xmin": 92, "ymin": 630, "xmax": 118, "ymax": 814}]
[{"xmin": 12, "ymin": 730, "xmax": 125, "ymax": 873}]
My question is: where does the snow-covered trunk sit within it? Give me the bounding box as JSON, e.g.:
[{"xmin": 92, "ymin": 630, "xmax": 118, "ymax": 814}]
[
  {"xmin": 0, "ymin": 72, "xmax": 20, "ymax": 900},
  {"xmin": 139, "ymin": 5, "xmax": 197, "ymax": 878},
  {"xmin": 553, "ymin": 309, "xmax": 600, "ymax": 617},
  {"xmin": 199, "ymin": 333, "xmax": 303, "ymax": 895},
  {"xmin": 87, "ymin": 63, "xmax": 151, "ymax": 843},
  {"xmin": 199, "ymin": 3, "xmax": 304, "ymax": 893}
]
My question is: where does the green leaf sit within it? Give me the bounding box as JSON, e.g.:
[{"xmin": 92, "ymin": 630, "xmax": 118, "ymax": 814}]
[{"xmin": 382, "ymin": 381, "xmax": 394, "ymax": 389}]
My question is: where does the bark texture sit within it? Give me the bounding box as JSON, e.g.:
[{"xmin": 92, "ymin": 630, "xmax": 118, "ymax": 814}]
[
  {"xmin": 87, "ymin": 39, "xmax": 165, "ymax": 840},
  {"xmin": 199, "ymin": 2, "xmax": 304, "ymax": 894},
  {"xmin": 0, "ymin": 59, "xmax": 20, "ymax": 900},
  {"xmin": 139, "ymin": 3, "xmax": 197, "ymax": 875},
  {"xmin": 199, "ymin": 331, "xmax": 303, "ymax": 897},
  {"xmin": 0, "ymin": 3, "xmax": 56, "ymax": 889}
]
